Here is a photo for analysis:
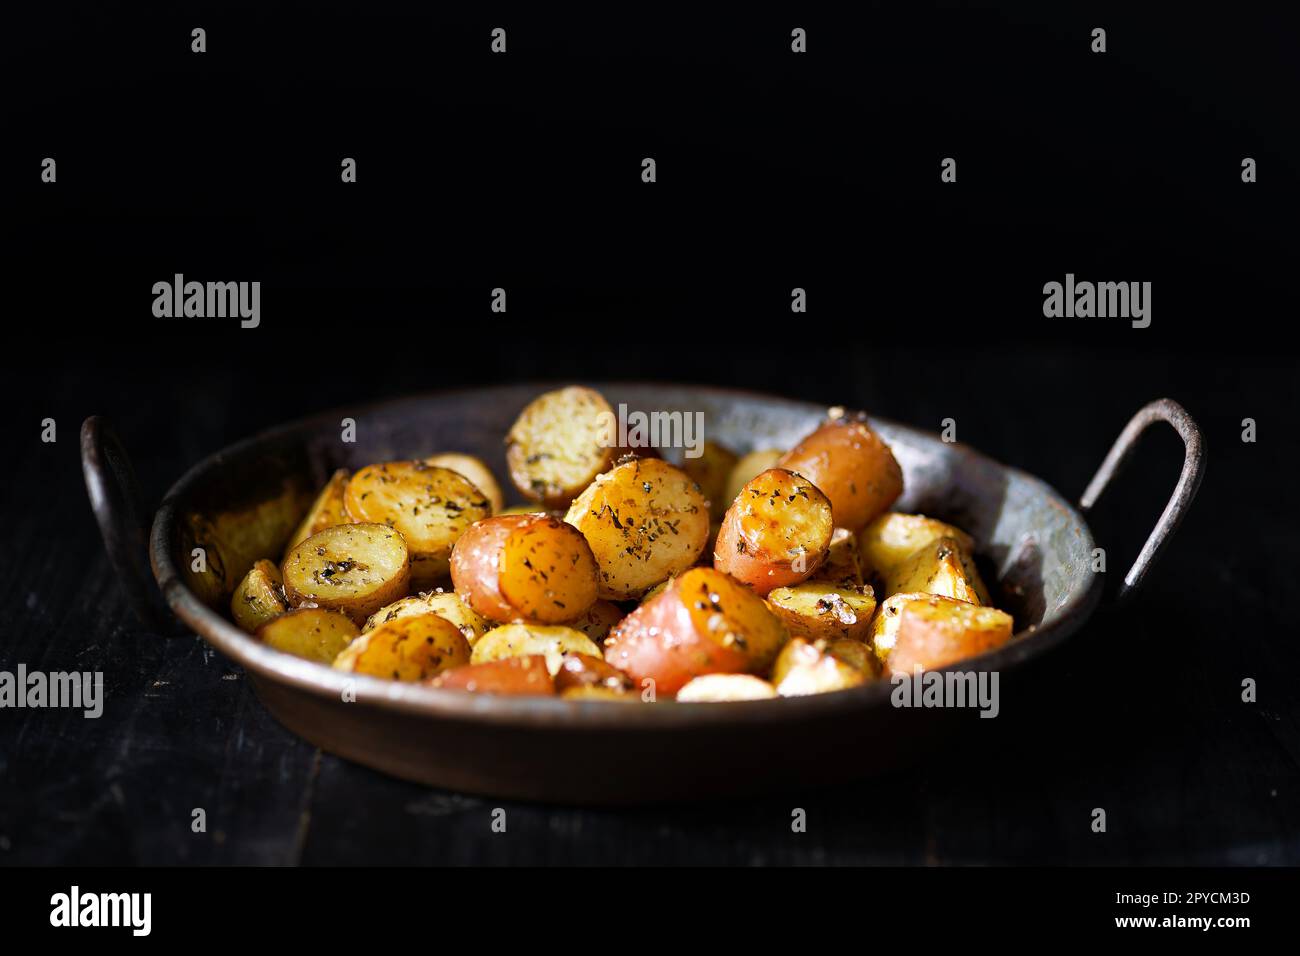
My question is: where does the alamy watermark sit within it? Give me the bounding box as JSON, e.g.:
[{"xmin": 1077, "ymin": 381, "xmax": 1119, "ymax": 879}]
[
  {"xmin": 1043, "ymin": 273, "xmax": 1150, "ymax": 328},
  {"xmin": 595, "ymin": 404, "xmax": 705, "ymax": 458},
  {"xmin": 890, "ymin": 669, "xmax": 999, "ymax": 718},
  {"xmin": 0, "ymin": 664, "xmax": 102, "ymax": 718},
  {"xmin": 152, "ymin": 274, "xmax": 260, "ymax": 328}
]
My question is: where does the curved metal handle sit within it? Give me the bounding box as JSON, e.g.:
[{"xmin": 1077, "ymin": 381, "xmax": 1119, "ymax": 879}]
[
  {"xmin": 1080, "ymin": 399, "xmax": 1205, "ymax": 604},
  {"xmin": 80, "ymin": 416, "xmax": 174, "ymax": 627}
]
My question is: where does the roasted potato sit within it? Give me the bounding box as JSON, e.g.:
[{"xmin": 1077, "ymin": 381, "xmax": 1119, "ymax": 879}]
[
  {"xmin": 604, "ymin": 567, "xmax": 789, "ymax": 695},
  {"xmin": 281, "ymin": 523, "xmax": 411, "ymax": 625},
  {"xmin": 676, "ymin": 673, "xmax": 777, "ymax": 702},
  {"xmin": 506, "ymin": 386, "xmax": 625, "ymax": 508},
  {"xmin": 230, "ymin": 559, "xmax": 288, "ymax": 634},
  {"xmin": 713, "ymin": 468, "xmax": 834, "ymax": 596},
  {"xmin": 257, "ymin": 607, "xmax": 359, "ymax": 664},
  {"xmin": 777, "ymin": 415, "xmax": 902, "ymax": 531},
  {"xmin": 887, "ymin": 596, "xmax": 1014, "ymax": 676},
  {"xmin": 566, "ymin": 599, "xmax": 624, "ymax": 644},
  {"xmin": 283, "ymin": 469, "xmax": 351, "ymax": 559},
  {"xmin": 362, "ymin": 589, "xmax": 492, "ymax": 645},
  {"xmin": 564, "ymin": 457, "xmax": 710, "ymax": 600},
  {"xmin": 450, "ymin": 513, "xmax": 600, "ymax": 624},
  {"xmin": 882, "ymin": 536, "xmax": 984, "ymax": 604},
  {"xmin": 771, "ymin": 637, "xmax": 868, "ymax": 696},
  {"xmin": 823, "ymin": 637, "xmax": 878, "ymax": 677},
  {"xmin": 470, "ymin": 624, "xmax": 604, "ymax": 676},
  {"xmin": 766, "ymin": 581, "xmax": 877, "ymax": 643},
  {"xmin": 722, "ymin": 448, "xmax": 784, "ymax": 508},
  {"xmin": 333, "ymin": 612, "xmax": 471, "ymax": 681},
  {"xmin": 871, "ymin": 591, "xmax": 968, "ymax": 665},
  {"xmin": 553, "ymin": 653, "xmax": 635, "ymax": 694},
  {"xmin": 428, "ymin": 655, "xmax": 556, "ymax": 695},
  {"xmin": 858, "ymin": 512, "xmax": 975, "ymax": 576},
  {"xmin": 424, "ymin": 453, "xmax": 505, "ymax": 515},
  {"xmin": 343, "ymin": 461, "xmax": 491, "ymax": 586},
  {"xmin": 813, "ymin": 527, "xmax": 864, "ymax": 589},
  {"xmin": 681, "ymin": 441, "xmax": 740, "ymax": 520}
]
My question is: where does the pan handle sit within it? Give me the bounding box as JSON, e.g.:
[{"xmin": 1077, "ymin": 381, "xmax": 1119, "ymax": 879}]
[
  {"xmin": 80, "ymin": 415, "xmax": 176, "ymax": 628},
  {"xmin": 1079, "ymin": 398, "xmax": 1205, "ymax": 604}
]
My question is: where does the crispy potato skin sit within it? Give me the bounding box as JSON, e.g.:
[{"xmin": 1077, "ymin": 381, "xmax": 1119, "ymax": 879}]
[
  {"xmin": 887, "ymin": 598, "xmax": 1014, "ymax": 676},
  {"xmin": 506, "ymin": 386, "xmax": 623, "ymax": 508},
  {"xmin": 676, "ymin": 674, "xmax": 777, "ymax": 702},
  {"xmin": 343, "ymin": 462, "xmax": 491, "ymax": 586},
  {"xmin": 470, "ymin": 624, "xmax": 603, "ymax": 676},
  {"xmin": 766, "ymin": 581, "xmax": 877, "ymax": 643},
  {"xmin": 231, "ymin": 559, "xmax": 287, "ymax": 634},
  {"xmin": 771, "ymin": 637, "xmax": 868, "ymax": 696},
  {"xmin": 281, "ymin": 523, "xmax": 411, "ymax": 625},
  {"xmin": 284, "ymin": 469, "xmax": 351, "ymax": 559},
  {"xmin": 450, "ymin": 514, "xmax": 599, "ymax": 625},
  {"xmin": 333, "ymin": 612, "xmax": 471, "ymax": 681},
  {"xmin": 722, "ymin": 449, "xmax": 784, "ymax": 511},
  {"xmin": 553, "ymin": 653, "xmax": 634, "ymax": 694},
  {"xmin": 428, "ymin": 655, "xmax": 556, "ymax": 695},
  {"xmin": 257, "ymin": 607, "xmax": 359, "ymax": 664},
  {"xmin": 362, "ymin": 589, "xmax": 491, "ymax": 645},
  {"xmin": 425, "ymin": 453, "xmax": 505, "ymax": 515},
  {"xmin": 564, "ymin": 457, "xmax": 710, "ymax": 600},
  {"xmin": 777, "ymin": 418, "xmax": 902, "ymax": 532},
  {"xmin": 603, "ymin": 567, "xmax": 789, "ymax": 696},
  {"xmin": 713, "ymin": 468, "xmax": 833, "ymax": 596},
  {"xmin": 681, "ymin": 441, "xmax": 740, "ymax": 520}
]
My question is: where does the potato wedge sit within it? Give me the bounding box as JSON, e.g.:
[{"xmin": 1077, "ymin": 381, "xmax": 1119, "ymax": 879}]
[
  {"xmin": 681, "ymin": 441, "xmax": 740, "ymax": 520},
  {"xmin": 506, "ymin": 386, "xmax": 624, "ymax": 508},
  {"xmin": 858, "ymin": 512, "xmax": 975, "ymax": 577},
  {"xmin": 425, "ymin": 453, "xmax": 505, "ymax": 515},
  {"xmin": 231, "ymin": 559, "xmax": 288, "ymax": 634},
  {"xmin": 604, "ymin": 567, "xmax": 789, "ymax": 695},
  {"xmin": 333, "ymin": 612, "xmax": 471, "ymax": 681},
  {"xmin": 722, "ymin": 449, "xmax": 784, "ymax": 509},
  {"xmin": 343, "ymin": 461, "xmax": 491, "ymax": 586},
  {"xmin": 257, "ymin": 607, "xmax": 359, "ymax": 664},
  {"xmin": 766, "ymin": 581, "xmax": 877, "ymax": 643},
  {"xmin": 470, "ymin": 624, "xmax": 603, "ymax": 676},
  {"xmin": 428, "ymin": 655, "xmax": 556, "ymax": 695},
  {"xmin": 450, "ymin": 513, "xmax": 600, "ymax": 624},
  {"xmin": 713, "ymin": 468, "xmax": 833, "ymax": 596},
  {"xmin": 564, "ymin": 457, "xmax": 710, "ymax": 600},
  {"xmin": 553, "ymin": 653, "xmax": 634, "ymax": 693},
  {"xmin": 283, "ymin": 469, "xmax": 351, "ymax": 559},
  {"xmin": 282, "ymin": 523, "xmax": 411, "ymax": 625},
  {"xmin": 887, "ymin": 597, "xmax": 1015, "ymax": 676},
  {"xmin": 882, "ymin": 536, "xmax": 983, "ymax": 604},
  {"xmin": 823, "ymin": 637, "xmax": 879, "ymax": 677},
  {"xmin": 777, "ymin": 415, "xmax": 902, "ymax": 531},
  {"xmin": 676, "ymin": 673, "xmax": 777, "ymax": 702},
  {"xmin": 771, "ymin": 637, "xmax": 867, "ymax": 696},
  {"xmin": 813, "ymin": 527, "xmax": 864, "ymax": 589},
  {"xmin": 566, "ymin": 599, "xmax": 624, "ymax": 644},
  {"xmin": 362, "ymin": 589, "xmax": 492, "ymax": 646},
  {"xmin": 870, "ymin": 591, "xmax": 971, "ymax": 665}
]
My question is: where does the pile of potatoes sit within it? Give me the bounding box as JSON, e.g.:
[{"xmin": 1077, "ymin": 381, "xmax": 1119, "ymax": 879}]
[{"xmin": 227, "ymin": 386, "xmax": 1015, "ymax": 701}]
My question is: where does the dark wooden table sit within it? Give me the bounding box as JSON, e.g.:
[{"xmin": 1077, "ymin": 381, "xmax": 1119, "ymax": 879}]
[{"xmin": 2, "ymin": 345, "xmax": 1297, "ymax": 865}]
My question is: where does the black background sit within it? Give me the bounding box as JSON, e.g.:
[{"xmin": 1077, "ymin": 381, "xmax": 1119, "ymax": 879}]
[{"xmin": 2, "ymin": 2, "xmax": 1298, "ymax": 870}]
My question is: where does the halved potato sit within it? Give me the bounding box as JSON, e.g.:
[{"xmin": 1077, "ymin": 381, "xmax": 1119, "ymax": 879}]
[
  {"xmin": 887, "ymin": 597, "xmax": 1014, "ymax": 676},
  {"xmin": 428, "ymin": 655, "xmax": 556, "ymax": 695},
  {"xmin": 425, "ymin": 453, "xmax": 505, "ymax": 515},
  {"xmin": 470, "ymin": 624, "xmax": 603, "ymax": 676},
  {"xmin": 882, "ymin": 536, "xmax": 983, "ymax": 604},
  {"xmin": 813, "ymin": 527, "xmax": 864, "ymax": 589},
  {"xmin": 777, "ymin": 415, "xmax": 902, "ymax": 531},
  {"xmin": 362, "ymin": 589, "xmax": 492, "ymax": 646},
  {"xmin": 282, "ymin": 522, "xmax": 411, "ymax": 625},
  {"xmin": 676, "ymin": 673, "xmax": 776, "ymax": 702},
  {"xmin": 681, "ymin": 441, "xmax": 740, "ymax": 520},
  {"xmin": 552, "ymin": 653, "xmax": 634, "ymax": 693},
  {"xmin": 231, "ymin": 559, "xmax": 288, "ymax": 634},
  {"xmin": 283, "ymin": 469, "xmax": 351, "ymax": 559},
  {"xmin": 564, "ymin": 457, "xmax": 710, "ymax": 600},
  {"xmin": 333, "ymin": 612, "xmax": 470, "ymax": 681},
  {"xmin": 506, "ymin": 386, "xmax": 624, "ymax": 508},
  {"xmin": 566, "ymin": 599, "xmax": 624, "ymax": 644},
  {"xmin": 713, "ymin": 468, "xmax": 834, "ymax": 596},
  {"xmin": 343, "ymin": 461, "xmax": 491, "ymax": 586},
  {"xmin": 766, "ymin": 581, "xmax": 877, "ymax": 643},
  {"xmin": 722, "ymin": 449, "xmax": 784, "ymax": 508},
  {"xmin": 257, "ymin": 607, "xmax": 359, "ymax": 664},
  {"xmin": 858, "ymin": 512, "xmax": 976, "ymax": 577},
  {"xmin": 771, "ymin": 637, "xmax": 867, "ymax": 696}
]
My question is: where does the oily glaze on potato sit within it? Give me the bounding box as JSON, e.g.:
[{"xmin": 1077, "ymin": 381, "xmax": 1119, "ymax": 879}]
[
  {"xmin": 714, "ymin": 468, "xmax": 834, "ymax": 596},
  {"xmin": 333, "ymin": 612, "xmax": 471, "ymax": 681},
  {"xmin": 552, "ymin": 653, "xmax": 635, "ymax": 694},
  {"xmin": 470, "ymin": 624, "xmax": 604, "ymax": 676},
  {"xmin": 676, "ymin": 673, "xmax": 777, "ymax": 702},
  {"xmin": 777, "ymin": 415, "xmax": 903, "ymax": 532},
  {"xmin": 283, "ymin": 469, "xmax": 351, "ymax": 559},
  {"xmin": 425, "ymin": 453, "xmax": 505, "ymax": 515},
  {"xmin": 343, "ymin": 461, "xmax": 491, "ymax": 586},
  {"xmin": 681, "ymin": 441, "xmax": 740, "ymax": 520},
  {"xmin": 887, "ymin": 597, "xmax": 1014, "ymax": 676},
  {"xmin": 257, "ymin": 607, "xmax": 359, "ymax": 664},
  {"xmin": 766, "ymin": 581, "xmax": 877, "ymax": 643},
  {"xmin": 603, "ymin": 567, "xmax": 789, "ymax": 695},
  {"xmin": 870, "ymin": 592, "xmax": 968, "ymax": 666},
  {"xmin": 771, "ymin": 637, "xmax": 868, "ymax": 697},
  {"xmin": 564, "ymin": 457, "xmax": 710, "ymax": 600},
  {"xmin": 882, "ymin": 536, "xmax": 985, "ymax": 604},
  {"xmin": 858, "ymin": 513, "xmax": 976, "ymax": 577},
  {"xmin": 428, "ymin": 655, "xmax": 556, "ymax": 696},
  {"xmin": 450, "ymin": 513, "xmax": 599, "ymax": 624},
  {"xmin": 506, "ymin": 386, "xmax": 624, "ymax": 508},
  {"xmin": 362, "ymin": 589, "xmax": 492, "ymax": 645},
  {"xmin": 281, "ymin": 523, "xmax": 411, "ymax": 625},
  {"xmin": 231, "ymin": 559, "xmax": 288, "ymax": 634},
  {"xmin": 722, "ymin": 449, "xmax": 785, "ymax": 509}
]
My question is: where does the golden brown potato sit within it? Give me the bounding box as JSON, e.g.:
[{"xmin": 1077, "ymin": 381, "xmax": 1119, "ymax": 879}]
[
  {"xmin": 470, "ymin": 624, "xmax": 603, "ymax": 676},
  {"xmin": 343, "ymin": 461, "xmax": 491, "ymax": 586},
  {"xmin": 887, "ymin": 597, "xmax": 1014, "ymax": 676},
  {"xmin": 230, "ymin": 559, "xmax": 288, "ymax": 634},
  {"xmin": 281, "ymin": 522, "xmax": 411, "ymax": 625},
  {"xmin": 823, "ymin": 637, "xmax": 878, "ymax": 677},
  {"xmin": 506, "ymin": 386, "xmax": 625, "ymax": 508},
  {"xmin": 333, "ymin": 612, "xmax": 471, "ymax": 681},
  {"xmin": 362, "ymin": 589, "xmax": 492, "ymax": 645},
  {"xmin": 870, "ymin": 591, "xmax": 970, "ymax": 665},
  {"xmin": 566, "ymin": 599, "xmax": 624, "ymax": 644},
  {"xmin": 882, "ymin": 536, "xmax": 983, "ymax": 604},
  {"xmin": 552, "ymin": 653, "xmax": 634, "ymax": 694},
  {"xmin": 283, "ymin": 469, "xmax": 351, "ymax": 559},
  {"xmin": 722, "ymin": 449, "xmax": 784, "ymax": 508},
  {"xmin": 257, "ymin": 607, "xmax": 359, "ymax": 664},
  {"xmin": 777, "ymin": 416, "xmax": 902, "ymax": 531},
  {"xmin": 564, "ymin": 457, "xmax": 710, "ymax": 600},
  {"xmin": 858, "ymin": 512, "xmax": 976, "ymax": 576},
  {"xmin": 813, "ymin": 527, "xmax": 864, "ymax": 589},
  {"xmin": 424, "ymin": 453, "xmax": 505, "ymax": 515},
  {"xmin": 675, "ymin": 673, "xmax": 777, "ymax": 702},
  {"xmin": 680, "ymin": 441, "xmax": 740, "ymax": 520},
  {"xmin": 428, "ymin": 655, "xmax": 556, "ymax": 695},
  {"xmin": 766, "ymin": 581, "xmax": 877, "ymax": 643},
  {"xmin": 713, "ymin": 468, "xmax": 834, "ymax": 596},
  {"xmin": 771, "ymin": 637, "xmax": 868, "ymax": 697}
]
